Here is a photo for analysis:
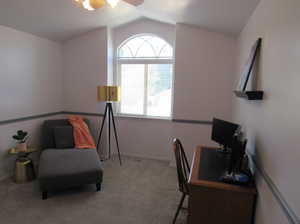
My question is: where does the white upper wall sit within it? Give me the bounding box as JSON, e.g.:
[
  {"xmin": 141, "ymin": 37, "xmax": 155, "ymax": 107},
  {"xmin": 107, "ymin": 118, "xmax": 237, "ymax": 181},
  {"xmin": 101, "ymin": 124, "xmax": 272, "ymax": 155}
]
[
  {"xmin": 174, "ymin": 23, "xmax": 236, "ymax": 121},
  {"xmin": 0, "ymin": 0, "xmax": 260, "ymax": 41},
  {"xmin": 0, "ymin": 25, "xmax": 62, "ymax": 121},
  {"xmin": 62, "ymin": 27, "xmax": 108, "ymax": 113},
  {"xmin": 234, "ymin": 0, "xmax": 300, "ymax": 221}
]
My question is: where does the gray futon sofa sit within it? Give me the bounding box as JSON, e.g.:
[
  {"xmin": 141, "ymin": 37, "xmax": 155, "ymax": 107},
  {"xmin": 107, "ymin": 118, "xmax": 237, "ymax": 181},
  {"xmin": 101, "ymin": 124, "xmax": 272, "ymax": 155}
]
[{"xmin": 38, "ymin": 119, "xmax": 103, "ymax": 199}]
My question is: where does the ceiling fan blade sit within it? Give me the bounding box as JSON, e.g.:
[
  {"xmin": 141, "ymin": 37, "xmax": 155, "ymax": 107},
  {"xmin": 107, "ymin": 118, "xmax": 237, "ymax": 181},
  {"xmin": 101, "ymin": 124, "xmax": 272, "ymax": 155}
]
[{"xmin": 122, "ymin": 0, "xmax": 144, "ymax": 6}]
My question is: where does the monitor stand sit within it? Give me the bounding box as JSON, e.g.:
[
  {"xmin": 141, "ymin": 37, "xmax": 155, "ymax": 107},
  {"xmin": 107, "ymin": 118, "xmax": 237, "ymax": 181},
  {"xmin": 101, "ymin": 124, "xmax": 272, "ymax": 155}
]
[
  {"xmin": 220, "ymin": 171, "xmax": 234, "ymax": 183},
  {"xmin": 216, "ymin": 145, "xmax": 230, "ymax": 154}
]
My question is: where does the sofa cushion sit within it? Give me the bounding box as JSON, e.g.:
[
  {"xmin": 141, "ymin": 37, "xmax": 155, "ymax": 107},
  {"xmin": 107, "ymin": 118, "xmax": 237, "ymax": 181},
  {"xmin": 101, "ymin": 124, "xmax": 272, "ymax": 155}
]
[
  {"xmin": 41, "ymin": 119, "xmax": 91, "ymax": 150},
  {"xmin": 53, "ymin": 126, "xmax": 74, "ymax": 149},
  {"xmin": 38, "ymin": 149, "xmax": 103, "ymax": 191}
]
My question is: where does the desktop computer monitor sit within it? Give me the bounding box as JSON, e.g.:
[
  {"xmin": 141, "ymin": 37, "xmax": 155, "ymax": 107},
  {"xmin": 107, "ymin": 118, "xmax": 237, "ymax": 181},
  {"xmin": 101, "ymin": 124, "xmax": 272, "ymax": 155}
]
[{"xmin": 211, "ymin": 118, "xmax": 239, "ymax": 150}]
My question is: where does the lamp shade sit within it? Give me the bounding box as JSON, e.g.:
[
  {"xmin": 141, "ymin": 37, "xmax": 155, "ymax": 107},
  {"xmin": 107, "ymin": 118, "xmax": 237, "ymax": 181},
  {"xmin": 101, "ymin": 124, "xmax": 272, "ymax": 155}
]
[
  {"xmin": 89, "ymin": 0, "xmax": 106, "ymax": 9},
  {"xmin": 97, "ymin": 86, "xmax": 121, "ymax": 102}
]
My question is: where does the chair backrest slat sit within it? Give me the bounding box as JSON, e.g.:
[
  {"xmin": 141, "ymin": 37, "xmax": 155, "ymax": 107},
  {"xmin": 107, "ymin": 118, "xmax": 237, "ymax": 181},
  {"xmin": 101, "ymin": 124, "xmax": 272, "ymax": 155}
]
[{"xmin": 173, "ymin": 139, "xmax": 190, "ymax": 194}]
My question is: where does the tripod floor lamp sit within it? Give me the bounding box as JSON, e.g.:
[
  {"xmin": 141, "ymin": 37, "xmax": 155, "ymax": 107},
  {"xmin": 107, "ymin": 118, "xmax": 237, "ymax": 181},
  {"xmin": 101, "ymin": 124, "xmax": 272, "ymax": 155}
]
[{"xmin": 97, "ymin": 86, "xmax": 122, "ymax": 165}]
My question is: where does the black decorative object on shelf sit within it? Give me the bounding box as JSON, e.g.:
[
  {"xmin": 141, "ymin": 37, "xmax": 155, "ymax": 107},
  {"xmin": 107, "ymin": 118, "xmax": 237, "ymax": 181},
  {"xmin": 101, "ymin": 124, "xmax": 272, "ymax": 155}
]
[
  {"xmin": 234, "ymin": 38, "xmax": 264, "ymax": 100},
  {"xmin": 234, "ymin": 91, "xmax": 264, "ymax": 100}
]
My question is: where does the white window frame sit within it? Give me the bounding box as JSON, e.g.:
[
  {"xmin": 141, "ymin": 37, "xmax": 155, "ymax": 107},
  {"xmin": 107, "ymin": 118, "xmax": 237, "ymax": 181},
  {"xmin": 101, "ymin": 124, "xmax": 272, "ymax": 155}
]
[{"xmin": 115, "ymin": 34, "xmax": 174, "ymax": 119}]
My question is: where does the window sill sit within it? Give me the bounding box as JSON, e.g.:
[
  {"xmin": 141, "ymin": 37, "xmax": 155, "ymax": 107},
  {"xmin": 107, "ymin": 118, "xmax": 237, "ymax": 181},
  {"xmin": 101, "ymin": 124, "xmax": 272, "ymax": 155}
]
[{"xmin": 115, "ymin": 114, "xmax": 172, "ymax": 122}]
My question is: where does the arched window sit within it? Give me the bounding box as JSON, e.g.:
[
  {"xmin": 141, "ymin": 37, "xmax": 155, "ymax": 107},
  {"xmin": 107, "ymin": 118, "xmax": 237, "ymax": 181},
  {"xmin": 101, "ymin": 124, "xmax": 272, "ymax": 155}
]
[
  {"xmin": 117, "ymin": 34, "xmax": 174, "ymax": 118},
  {"xmin": 118, "ymin": 35, "xmax": 173, "ymax": 59}
]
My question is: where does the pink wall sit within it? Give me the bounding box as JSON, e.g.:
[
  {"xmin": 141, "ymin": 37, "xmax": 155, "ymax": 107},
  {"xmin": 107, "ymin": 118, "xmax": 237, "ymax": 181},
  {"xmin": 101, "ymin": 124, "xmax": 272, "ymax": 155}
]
[
  {"xmin": 172, "ymin": 23, "xmax": 237, "ymax": 162},
  {"xmin": 174, "ymin": 23, "xmax": 236, "ymax": 121},
  {"xmin": 110, "ymin": 19, "xmax": 176, "ymax": 160},
  {"xmin": 0, "ymin": 26, "xmax": 63, "ymax": 180},
  {"xmin": 0, "ymin": 25, "xmax": 62, "ymax": 121},
  {"xmin": 62, "ymin": 27, "xmax": 108, "ymax": 113},
  {"xmin": 61, "ymin": 19, "xmax": 237, "ymax": 164},
  {"xmin": 110, "ymin": 20, "xmax": 237, "ymax": 162},
  {"xmin": 0, "ymin": 19, "xmax": 238, "ymax": 179},
  {"xmin": 62, "ymin": 28, "xmax": 109, "ymax": 155},
  {"xmin": 234, "ymin": 0, "xmax": 300, "ymax": 221}
]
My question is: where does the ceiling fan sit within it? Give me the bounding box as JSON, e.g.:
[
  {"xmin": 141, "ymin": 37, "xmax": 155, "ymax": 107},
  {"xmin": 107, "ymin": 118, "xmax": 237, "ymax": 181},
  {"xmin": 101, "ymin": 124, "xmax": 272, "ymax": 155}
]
[{"xmin": 75, "ymin": 0, "xmax": 144, "ymax": 11}]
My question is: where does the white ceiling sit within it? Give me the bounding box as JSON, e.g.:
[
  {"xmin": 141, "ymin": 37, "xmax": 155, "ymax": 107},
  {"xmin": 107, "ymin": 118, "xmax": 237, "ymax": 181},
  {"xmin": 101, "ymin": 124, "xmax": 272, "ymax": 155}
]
[{"xmin": 0, "ymin": 0, "xmax": 260, "ymax": 42}]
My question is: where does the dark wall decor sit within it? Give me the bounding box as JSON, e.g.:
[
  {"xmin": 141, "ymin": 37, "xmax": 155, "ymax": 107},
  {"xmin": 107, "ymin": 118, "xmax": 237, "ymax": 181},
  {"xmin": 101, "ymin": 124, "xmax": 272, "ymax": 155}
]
[{"xmin": 234, "ymin": 38, "xmax": 264, "ymax": 100}]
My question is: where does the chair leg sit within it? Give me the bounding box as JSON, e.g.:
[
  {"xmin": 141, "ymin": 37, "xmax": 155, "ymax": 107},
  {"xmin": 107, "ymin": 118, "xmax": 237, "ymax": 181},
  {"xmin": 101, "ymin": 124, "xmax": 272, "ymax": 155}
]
[
  {"xmin": 42, "ymin": 191, "xmax": 48, "ymax": 200},
  {"xmin": 173, "ymin": 193, "xmax": 186, "ymax": 224},
  {"xmin": 96, "ymin": 182, "xmax": 101, "ymax": 192}
]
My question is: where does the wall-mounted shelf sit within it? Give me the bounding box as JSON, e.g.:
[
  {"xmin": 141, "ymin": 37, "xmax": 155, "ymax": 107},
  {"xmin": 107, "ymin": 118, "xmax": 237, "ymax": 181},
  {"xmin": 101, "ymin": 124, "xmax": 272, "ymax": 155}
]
[
  {"xmin": 235, "ymin": 38, "xmax": 264, "ymax": 101},
  {"xmin": 234, "ymin": 91, "xmax": 264, "ymax": 100}
]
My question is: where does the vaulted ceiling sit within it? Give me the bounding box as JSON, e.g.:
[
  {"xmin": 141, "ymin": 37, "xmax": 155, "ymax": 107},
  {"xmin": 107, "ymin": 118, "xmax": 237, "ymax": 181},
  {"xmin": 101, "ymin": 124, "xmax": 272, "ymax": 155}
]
[{"xmin": 0, "ymin": 0, "xmax": 260, "ymax": 42}]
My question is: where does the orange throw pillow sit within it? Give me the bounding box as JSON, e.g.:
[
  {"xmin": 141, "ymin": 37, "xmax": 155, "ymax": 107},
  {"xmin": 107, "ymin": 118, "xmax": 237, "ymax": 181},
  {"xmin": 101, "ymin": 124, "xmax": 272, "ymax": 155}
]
[{"xmin": 68, "ymin": 115, "xmax": 96, "ymax": 149}]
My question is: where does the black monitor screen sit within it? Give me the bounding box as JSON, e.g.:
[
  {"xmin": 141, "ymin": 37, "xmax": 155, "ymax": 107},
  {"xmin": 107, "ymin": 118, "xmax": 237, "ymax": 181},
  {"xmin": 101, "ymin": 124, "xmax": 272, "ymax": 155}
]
[{"xmin": 211, "ymin": 118, "xmax": 239, "ymax": 147}]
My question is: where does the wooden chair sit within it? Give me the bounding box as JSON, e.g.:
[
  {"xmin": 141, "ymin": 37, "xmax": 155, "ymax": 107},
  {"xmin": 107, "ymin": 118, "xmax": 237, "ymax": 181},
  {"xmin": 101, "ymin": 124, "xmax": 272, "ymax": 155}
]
[{"xmin": 172, "ymin": 138, "xmax": 190, "ymax": 224}]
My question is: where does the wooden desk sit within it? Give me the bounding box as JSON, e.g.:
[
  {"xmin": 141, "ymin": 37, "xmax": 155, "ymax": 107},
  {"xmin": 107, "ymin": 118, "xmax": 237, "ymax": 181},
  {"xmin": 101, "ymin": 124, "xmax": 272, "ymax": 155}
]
[{"xmin": 188, "ymin": 146, "xmax": 257, "ymax": 224}]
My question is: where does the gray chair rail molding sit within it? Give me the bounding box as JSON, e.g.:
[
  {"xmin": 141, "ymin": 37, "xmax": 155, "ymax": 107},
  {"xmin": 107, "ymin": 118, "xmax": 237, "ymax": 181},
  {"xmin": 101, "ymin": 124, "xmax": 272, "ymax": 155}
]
[
  {"xmin": 253, "ymin": 158, "xmax": 299, "ymax": 224},
  {"xmin": 0, "ymin": 111, "xmax": 298, "ymax": 223},
  {"xmin": 0, "ymin": 112, "xmax": 62, "ymax": 126}
]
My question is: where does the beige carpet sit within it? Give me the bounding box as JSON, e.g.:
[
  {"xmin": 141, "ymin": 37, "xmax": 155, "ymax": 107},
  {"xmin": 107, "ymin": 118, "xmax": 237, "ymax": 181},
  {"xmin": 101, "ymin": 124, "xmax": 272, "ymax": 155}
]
[{"xmin": 0, "ymin": 156, "xmax": 187, "ymax": 224}]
